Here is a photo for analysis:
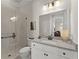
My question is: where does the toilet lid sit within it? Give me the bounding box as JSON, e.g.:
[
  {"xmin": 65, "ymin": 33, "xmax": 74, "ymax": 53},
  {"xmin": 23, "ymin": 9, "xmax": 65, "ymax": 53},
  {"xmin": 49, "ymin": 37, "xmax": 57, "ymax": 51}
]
[{"xmin": 20, "ymin": 47, "xmax": 30, "ymax": 53}]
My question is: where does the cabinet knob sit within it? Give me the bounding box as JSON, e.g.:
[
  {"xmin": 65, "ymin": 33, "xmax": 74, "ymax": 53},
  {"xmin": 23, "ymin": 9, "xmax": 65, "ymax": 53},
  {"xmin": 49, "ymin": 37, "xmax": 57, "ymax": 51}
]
[
  {"xmin": 63, "ymin": 52, "xmax": 66, "ymax": 55},
  {"xmin": 44, "ymin": 53, "xmax": 48, "ymax": 56},
  {"xmin": 33, "ymin": 44, "xmax": 35, "ymax": 46}
]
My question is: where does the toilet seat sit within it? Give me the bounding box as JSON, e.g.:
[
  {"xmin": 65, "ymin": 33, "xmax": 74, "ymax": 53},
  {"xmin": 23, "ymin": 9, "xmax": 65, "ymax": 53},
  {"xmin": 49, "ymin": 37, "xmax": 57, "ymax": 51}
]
[
  {"xmin": 19, "ymin": 47, "xmax": 31, "ymax": 59},
  {"xmin": 19, "ymin": 47, "xmax": 30, "ymax": 53}
]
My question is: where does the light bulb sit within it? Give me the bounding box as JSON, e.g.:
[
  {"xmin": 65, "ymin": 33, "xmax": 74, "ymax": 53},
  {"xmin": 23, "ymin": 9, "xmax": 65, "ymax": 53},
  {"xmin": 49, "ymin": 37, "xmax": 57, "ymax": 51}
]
[
  {"xmin": 48, "ymin": 3, "xmax": 53, "ymax": 9},
  {"xmin": 55, "ymin": 0, "xmax": 60, "ymax": 7},
  {"xmin": 42, "ymin": 5, "xmax": 47, "ymax": 11}
]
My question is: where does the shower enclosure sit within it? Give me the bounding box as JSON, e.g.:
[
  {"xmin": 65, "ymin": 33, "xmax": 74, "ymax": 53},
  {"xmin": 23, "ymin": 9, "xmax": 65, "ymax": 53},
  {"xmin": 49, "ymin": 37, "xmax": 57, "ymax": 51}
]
[
  {"xmin": 1, "ymin": 15, "xmax": 17, "ymax": 59},
  {"xmin": 1, "ymin": 5, "xmax": 23, "ymax": 59}
]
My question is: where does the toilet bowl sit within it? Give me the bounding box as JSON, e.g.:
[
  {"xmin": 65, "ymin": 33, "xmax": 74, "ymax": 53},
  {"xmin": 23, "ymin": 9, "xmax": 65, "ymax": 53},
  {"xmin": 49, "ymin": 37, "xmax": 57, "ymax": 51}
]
[{"xmin": 19, "ymin": 47, "xmax": 31, "ymax": 59}]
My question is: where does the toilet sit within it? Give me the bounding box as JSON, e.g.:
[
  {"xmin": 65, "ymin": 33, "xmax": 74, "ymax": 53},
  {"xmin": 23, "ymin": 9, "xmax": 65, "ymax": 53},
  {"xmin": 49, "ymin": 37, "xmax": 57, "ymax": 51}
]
[{"xmin": 19, "ymin": 47, "xmax": 31, "ymax": 59}]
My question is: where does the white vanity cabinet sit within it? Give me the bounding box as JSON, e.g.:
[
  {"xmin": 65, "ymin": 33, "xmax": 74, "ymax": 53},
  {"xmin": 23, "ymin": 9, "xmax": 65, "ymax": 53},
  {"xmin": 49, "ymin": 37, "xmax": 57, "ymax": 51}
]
[
  {"xmin": 31, "ymin": 42, "xmax": 77, "ymax": 59},
  {"xmin": 31, "ymin": 42, "xmax": 58, "ymax": 59},
  {"xmin": 57, "ymin": 48, "xmax": 77, "ymax": 59},
  {"xmin": 31, "ymin": 43, "xmax": 45, "ymax": 59}
]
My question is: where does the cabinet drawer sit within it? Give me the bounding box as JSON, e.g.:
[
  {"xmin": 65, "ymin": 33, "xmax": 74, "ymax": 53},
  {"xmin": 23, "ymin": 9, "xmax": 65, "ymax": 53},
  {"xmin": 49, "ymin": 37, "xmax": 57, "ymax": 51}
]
[
  {"xmin": 31, "ymin": 42, "xmax": 43, "ymax": 49},
  {"xmin": 31, "ymin": 42, "xmax": 78, "ymax": 59},
  {"xmin": 57, "ymin": 48, "xmax": 78, "ymax": 59},
  {"xmin": 31, "ymin": 42, "xmax": 59, "ymax": 53},
  {"xmin": 32, "ymin": 42, "xmax": 55, "ymax": 50}
]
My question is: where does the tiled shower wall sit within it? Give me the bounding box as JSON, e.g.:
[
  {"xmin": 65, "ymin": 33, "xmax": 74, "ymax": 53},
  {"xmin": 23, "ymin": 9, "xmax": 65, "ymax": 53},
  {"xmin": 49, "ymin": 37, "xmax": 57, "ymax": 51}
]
[{"xmin": 1, "ymin": 1, "xmax": 33, "ymax": 56}]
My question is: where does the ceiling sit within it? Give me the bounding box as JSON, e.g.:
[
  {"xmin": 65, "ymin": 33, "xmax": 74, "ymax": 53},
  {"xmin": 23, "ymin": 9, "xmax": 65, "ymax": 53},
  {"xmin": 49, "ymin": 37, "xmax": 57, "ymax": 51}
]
[
  {"xmin": 13, "ymin": 0, "xmax": 32, "ymax": 3},
  {"xmin": 1, "ymin": 0, "xmax": 33, "ymax": 9}
]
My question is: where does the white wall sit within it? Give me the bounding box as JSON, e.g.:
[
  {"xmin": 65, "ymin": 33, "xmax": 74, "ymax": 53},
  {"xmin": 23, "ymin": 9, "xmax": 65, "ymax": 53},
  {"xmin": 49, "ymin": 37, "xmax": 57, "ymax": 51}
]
[
  {"xmin": 71, "ymin": 0, "xmax": 78, "ymax": 44},
  {"xmin": 32, "ymin": 0, "xmax": 68, "ymax": 38},
  {"xmin": 1, "ymin": 0, "xmax": 33, "ymax": 53},
  {"xmin": 32, "ymin": 0, "xmax": 78, "ymax": 44}
]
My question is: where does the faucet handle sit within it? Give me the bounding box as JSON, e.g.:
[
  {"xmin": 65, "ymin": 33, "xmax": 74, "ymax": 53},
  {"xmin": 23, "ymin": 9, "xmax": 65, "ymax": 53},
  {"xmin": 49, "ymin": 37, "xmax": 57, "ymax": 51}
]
[{"xmin": 48, "ymin": 35, "xmax": 53, "ymax": 40}]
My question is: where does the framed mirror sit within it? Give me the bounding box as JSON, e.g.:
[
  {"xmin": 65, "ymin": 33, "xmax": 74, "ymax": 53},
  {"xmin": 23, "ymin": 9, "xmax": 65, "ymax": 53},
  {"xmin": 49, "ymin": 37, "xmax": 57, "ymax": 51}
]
[{"xmin": 39, "ymin": 10, "xmax": 70, "ymax": 40}]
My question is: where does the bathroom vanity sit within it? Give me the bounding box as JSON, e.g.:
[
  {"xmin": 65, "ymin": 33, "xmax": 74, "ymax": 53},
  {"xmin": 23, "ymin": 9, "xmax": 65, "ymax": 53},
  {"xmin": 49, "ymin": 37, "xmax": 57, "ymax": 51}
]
[
  {"xmin": 31, "ymin": 0, "xmax": 78, "ymax": 59},
  {"xmin": 31, "ymin": 39, "xmax": 77, "ymax": 59},
  {"xmin": 31, "ymin": 9, "xmax": 78, "ymax": 59},
  {"xmin": 31, "ymin": 8, "xmax": 78, "ymax": 59}
]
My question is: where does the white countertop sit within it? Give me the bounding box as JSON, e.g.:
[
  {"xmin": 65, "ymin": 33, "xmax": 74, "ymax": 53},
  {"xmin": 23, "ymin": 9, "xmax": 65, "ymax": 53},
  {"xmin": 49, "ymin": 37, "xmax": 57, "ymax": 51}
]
[{"xmin": 31, "ymin": 38, "xmax": 77, "ymax": 51}]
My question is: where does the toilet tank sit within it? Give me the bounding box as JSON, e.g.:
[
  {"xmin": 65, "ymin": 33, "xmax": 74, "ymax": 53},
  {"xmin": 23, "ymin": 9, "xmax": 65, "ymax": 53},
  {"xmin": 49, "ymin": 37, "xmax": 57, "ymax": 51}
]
[{"xmin": 27, "ymin": 38, "xmax": 33, "ymax": 47}]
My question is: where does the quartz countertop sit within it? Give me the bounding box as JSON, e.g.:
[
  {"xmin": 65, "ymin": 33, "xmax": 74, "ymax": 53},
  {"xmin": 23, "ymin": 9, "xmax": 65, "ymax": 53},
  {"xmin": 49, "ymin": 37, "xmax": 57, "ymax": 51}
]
[{"xmin": 31, "ymin": 38, "xmax": 77, "ymax": 51}]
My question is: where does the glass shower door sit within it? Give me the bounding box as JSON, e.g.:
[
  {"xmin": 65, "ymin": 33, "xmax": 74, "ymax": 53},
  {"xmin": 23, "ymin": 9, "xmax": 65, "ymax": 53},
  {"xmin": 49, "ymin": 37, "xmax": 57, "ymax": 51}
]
[{"xmin": 1, "ymin": 14, "xmax": 17, "ymax": 59}]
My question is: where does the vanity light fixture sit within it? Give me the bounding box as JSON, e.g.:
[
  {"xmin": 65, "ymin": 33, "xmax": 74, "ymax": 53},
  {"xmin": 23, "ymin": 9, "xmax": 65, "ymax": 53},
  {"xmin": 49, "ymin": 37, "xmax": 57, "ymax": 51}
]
[{"xmin": 42, "ymin": 0, "xmax": 60, "ymax": 11}]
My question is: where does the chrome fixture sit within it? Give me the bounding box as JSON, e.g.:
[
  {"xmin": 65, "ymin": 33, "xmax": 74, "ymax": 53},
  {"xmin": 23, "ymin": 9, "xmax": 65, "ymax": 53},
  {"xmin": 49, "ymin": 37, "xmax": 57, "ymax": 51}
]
[
  {"xmin": 1, "ymin": 33, "xmax": 16, "ymax": 39},
  {"xmin": 42, "ymin": 0, "xmax": 61, "ymax": 11}
]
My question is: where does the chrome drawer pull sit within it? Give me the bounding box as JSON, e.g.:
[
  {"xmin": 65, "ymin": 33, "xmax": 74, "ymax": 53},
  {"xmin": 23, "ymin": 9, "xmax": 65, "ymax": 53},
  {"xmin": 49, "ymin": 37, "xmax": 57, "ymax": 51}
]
[
  {"xmin": 33, "ymin": 44, "xmax": 35, "ymax": 46},
  {"xmin": 63, "ymin": 52, "xmax": 66, "ymax": 55},
  {"xmin": 44, "ymin": 53, "xmax": 48, "ymax": 56}
]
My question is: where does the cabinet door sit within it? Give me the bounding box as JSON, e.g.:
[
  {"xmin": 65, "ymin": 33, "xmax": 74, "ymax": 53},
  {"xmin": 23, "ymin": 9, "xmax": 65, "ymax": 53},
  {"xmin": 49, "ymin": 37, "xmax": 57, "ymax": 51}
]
[
  {"xmin": 58, "ymin": 52, "xmax": 77, "ymax": 59},
  {"xmin": 31, "ymin": 43, "xmax": 45, "ymax": 59},
  {"xmin": 31, "ymin": 48, "xmax": 45, "ymax": 59},
  {"xmin": 45, "ymin": 52, "xmax": 58, "ymax": 59},
  {"xmin": 58, "ymin": 48, "xmax": 78, "ymax": 59}
]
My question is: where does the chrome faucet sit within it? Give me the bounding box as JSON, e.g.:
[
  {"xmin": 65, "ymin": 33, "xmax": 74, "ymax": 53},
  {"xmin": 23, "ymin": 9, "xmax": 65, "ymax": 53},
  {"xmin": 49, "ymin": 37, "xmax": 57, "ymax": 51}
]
[{"xmin": 48, "ymin": 34, "xmax": 54, "ymax": 40}]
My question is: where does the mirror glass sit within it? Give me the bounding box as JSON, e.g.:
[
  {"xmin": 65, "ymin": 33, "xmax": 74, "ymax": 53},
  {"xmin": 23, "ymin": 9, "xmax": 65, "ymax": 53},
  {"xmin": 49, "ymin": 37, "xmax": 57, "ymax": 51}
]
[
  {"xmin": 39, "ymin": 15, "xmax": 51, "ymax": 37},
  {"xmin": 39, "ymin": 10, "xmax": 70, "ymax": 38}
]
